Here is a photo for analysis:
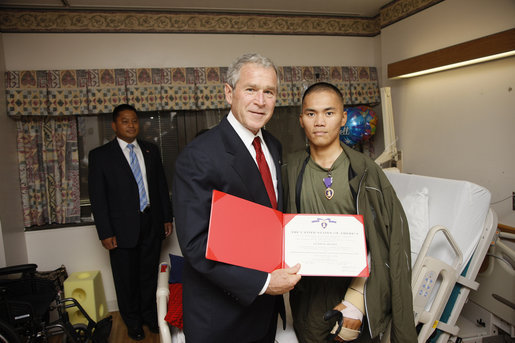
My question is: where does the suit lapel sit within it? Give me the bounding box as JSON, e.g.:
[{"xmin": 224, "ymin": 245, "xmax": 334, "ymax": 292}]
[
  {"xmin": 219, "ymin": 118, "xmax": 277, "ymax": 209},
  {"xmin": 109, "ymin": 139, "xmax": 134, "ymax": 178},
  {"xmin": 110, "ymin": 139, "xmax": 150, "ymax": 189}
]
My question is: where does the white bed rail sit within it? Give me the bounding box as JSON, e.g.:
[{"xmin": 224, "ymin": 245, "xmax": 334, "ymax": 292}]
[
  {"xmin": 382, "ymin": 224, "xmax": 468, "ymax": 343},
  {"xmin": 156, "ymin": 261, "xmax": 186, "ymax": 343},
  {"xmin": 433, "ymin": 208, "xmax": 498, "ymax": 343},
  {"xmin": 157, "ymin": 262, "xmax": 172, "ymax": 343},
  {"xmin": 412, "ymin": 225, "xmax": 463, "ymax": 342}
]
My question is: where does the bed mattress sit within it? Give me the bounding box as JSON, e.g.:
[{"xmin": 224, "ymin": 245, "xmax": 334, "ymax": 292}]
[{"xmin": 385, "ymin": 171, "xmax": 491, "ymax": 273}]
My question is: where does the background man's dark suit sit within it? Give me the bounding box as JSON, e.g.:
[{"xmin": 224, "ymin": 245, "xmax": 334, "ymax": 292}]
[
  {"xmin": 173, "ymin": 117, "xmax": 283, "ymax": 342},
  {"xmin": 88, "ymin": 138, "xmax": 172, "ymax": 331}
]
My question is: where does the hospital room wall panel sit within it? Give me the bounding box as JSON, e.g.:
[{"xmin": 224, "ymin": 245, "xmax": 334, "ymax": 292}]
[
  {"xmin": 379, "ymin": 0, "xmax": 515, "ymax": 224},
  {"xmin": 388, "ymin": 57, "xmax": 515, "ymax": 219}
]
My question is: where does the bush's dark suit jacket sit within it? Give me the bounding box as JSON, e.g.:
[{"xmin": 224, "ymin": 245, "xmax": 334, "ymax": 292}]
[
  {"xmin": 88, "ymin": 139, "xmax": 172, "ymax": 248},
  {"xmin": 173, "ymin": 116, "xmax": 283, "ymax": 342}
]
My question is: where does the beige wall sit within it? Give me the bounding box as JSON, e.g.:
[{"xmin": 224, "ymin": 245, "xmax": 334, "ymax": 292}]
[
  {"xmin": 379, "ymin": 0, "xmax": 515, "ymax": 224},
  {"xmin": 3, "ymin": 33, "xmax": 378, "ymax": 70},
  {"xmin": 0, "ymin": 33, "xmax": 27, "ymax": 267}
]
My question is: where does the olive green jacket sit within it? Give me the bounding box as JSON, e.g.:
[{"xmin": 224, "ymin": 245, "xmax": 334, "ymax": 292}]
[{"xmin": 283, "ymin": 144, "xmax": 418, "ymax": 342}]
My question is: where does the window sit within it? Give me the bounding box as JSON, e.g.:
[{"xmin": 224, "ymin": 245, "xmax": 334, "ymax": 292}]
[{"xmin": 77, "ymin": 106, "xmax": 306, "ymax": 223}]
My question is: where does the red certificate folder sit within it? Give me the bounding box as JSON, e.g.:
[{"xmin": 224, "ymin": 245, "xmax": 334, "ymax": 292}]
[{"xmin": 206, "ymin": 190, "xmax": 369, "ymax": 277}]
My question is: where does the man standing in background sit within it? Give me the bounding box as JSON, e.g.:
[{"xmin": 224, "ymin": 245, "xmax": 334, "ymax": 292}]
[{"xmin": 88, "ymin": 104, "xmax": 173, "ymax": 341}]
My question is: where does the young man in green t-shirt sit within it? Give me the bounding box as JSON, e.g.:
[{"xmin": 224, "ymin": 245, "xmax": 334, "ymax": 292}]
[{"xmin": 283, "ymin": 82, "xmax": 417, "ymax": 342}]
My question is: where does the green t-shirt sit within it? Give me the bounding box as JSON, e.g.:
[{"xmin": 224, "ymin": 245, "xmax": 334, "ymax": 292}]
[
  {"xmin": 300, "ymin": 150, "xmax": 356, "ymax": 215},
  {"xmin": 291, "ymin": 150, "xmax": 358, "ymax": 343}
]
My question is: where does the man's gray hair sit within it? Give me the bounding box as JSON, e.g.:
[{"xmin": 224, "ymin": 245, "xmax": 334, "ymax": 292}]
[{"xmin": 226, "ymin": 53, "xmax": 279, "ymax": 88}]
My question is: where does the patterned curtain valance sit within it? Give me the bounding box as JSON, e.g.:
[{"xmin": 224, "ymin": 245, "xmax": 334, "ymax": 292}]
[{"xmin": 5, "ymin": 66, "xmax": 379, "ymax": 116}]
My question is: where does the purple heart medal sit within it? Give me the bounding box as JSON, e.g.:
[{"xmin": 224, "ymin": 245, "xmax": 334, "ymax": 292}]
[{"xmin": 323, "ymin": 172, "xmax": 334, "ymax": 200}]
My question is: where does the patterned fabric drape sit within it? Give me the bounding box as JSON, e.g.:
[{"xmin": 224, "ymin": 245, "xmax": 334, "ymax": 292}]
[
  {"xmin": 7, "ymin": 65, "xmax": 379, "ymax": 227},
  {"xmin": 17, "ymin": 116, "xmax": 80, "ymax": 227},
  {"xmin": 5, "ymin": 66, "xmax": 379, "ymax": 116}
]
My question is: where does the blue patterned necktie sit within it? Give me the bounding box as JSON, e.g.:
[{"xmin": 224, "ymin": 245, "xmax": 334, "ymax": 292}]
[{"xmin": 127, "ymin": 143, "xmax": 149, "ymax": 211}]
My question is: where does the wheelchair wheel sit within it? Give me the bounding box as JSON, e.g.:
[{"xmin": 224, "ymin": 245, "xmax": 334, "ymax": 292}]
[
  {"xmin": 66, "ymin": 323, "xmax": 90, "ymax": 343},
  {"xmin": 0, "ymin": 320, "xmax": 22, "ymax": 343}
]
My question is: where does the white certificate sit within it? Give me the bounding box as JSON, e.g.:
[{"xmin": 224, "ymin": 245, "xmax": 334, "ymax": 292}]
[{"xmin": 283, "ymin": 214, "xmax": 369, "ymax": 277}]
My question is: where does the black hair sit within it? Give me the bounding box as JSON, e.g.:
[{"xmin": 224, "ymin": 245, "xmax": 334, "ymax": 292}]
[
  {"xmin": 112, "ymin": 104, "xmax": 138, "ymax": 122},
  {"xmin": 301, "ymin": 82, "xmax": 344, "ymax": 108}
]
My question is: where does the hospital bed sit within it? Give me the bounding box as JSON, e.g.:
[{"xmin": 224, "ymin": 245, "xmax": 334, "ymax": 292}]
[
  {"xmin": 381, "ymin": 172, "xmax": 497, "ymax": 343},
  {"xmin": 455, "ymin": 223, "xmax": 515, "ymax": 342},
  {"xmin": 156, "ymin": 172, "xmax": 498, "ymax": 343}
]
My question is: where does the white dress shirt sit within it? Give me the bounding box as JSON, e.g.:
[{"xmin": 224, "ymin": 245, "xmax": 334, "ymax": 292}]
[{"xmin": 226, "ymin": 112, "xmax": 278, "ymax": 202}]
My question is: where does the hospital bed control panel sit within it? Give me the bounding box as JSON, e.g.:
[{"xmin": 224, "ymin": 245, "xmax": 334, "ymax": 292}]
[{"xmin": 414, "ymin": 270, "xmax": 436, "ymax": 308}]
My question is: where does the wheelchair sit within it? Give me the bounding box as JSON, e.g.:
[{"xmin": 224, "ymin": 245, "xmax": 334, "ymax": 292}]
[{"xmin": 0, "ymin": 264, "xmax": 112, "ymax": 343}]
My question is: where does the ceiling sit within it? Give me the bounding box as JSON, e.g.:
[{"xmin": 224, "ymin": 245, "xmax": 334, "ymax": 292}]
[{"xmin": 0, "ymin": 0, "xmax": 392, "ymax": 17}]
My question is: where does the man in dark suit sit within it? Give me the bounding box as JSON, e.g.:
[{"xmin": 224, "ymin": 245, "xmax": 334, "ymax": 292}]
[
  {"xmin": 173, "ymin": 53, "xmax": 301, "ymax": 343},
  {"xmin": 88, "ymin": 104, "xmax": 173, "ymax": 341}
]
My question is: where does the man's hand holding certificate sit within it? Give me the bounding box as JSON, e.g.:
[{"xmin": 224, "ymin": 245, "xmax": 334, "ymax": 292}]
[{"xmin": 206, "ymin": 190, "xmax": 369, "ymax": 277}]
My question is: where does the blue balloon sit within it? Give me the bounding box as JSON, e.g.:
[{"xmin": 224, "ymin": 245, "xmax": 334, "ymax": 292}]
[
  {"xmin": 357, "ymin": 105, "xmax": 378, "ymax": 141},
  {"xmin": 340, "ymin": 107, "xmax": 366, "ymax": 147}
]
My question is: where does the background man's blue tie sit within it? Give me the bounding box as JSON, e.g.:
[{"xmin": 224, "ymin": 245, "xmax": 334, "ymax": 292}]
[{"xmin": 127, "ymin": 143, "xmax": 149, "ymax": 211}]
